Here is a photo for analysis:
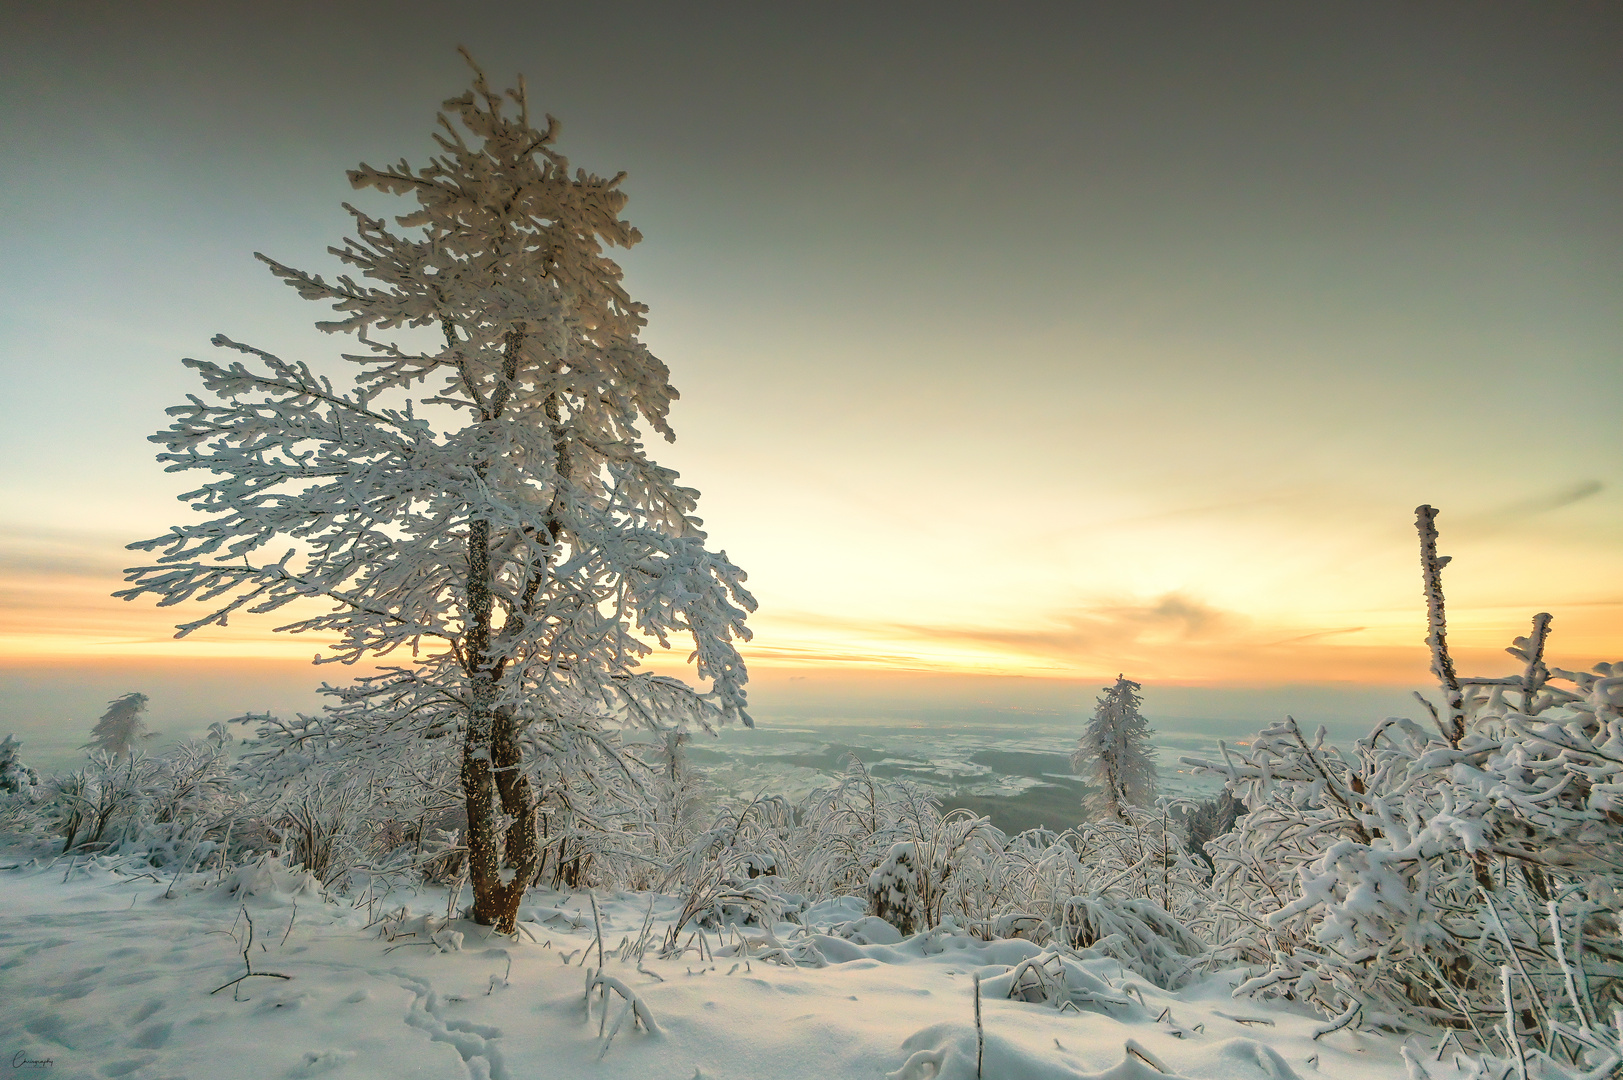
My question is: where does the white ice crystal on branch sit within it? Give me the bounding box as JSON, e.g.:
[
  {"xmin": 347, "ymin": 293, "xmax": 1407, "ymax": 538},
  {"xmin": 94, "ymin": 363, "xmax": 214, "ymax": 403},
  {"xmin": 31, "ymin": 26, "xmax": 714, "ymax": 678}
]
[{"xmin": 118, "ymin": 51, "xmax": 754, "ymax": 933}]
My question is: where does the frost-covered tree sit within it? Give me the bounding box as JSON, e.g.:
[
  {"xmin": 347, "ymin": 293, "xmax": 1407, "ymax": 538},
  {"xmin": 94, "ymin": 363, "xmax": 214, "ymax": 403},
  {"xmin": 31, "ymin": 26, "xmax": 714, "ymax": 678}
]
[
  {"xmin": 1071, "ymin": 676, "xmax": 1157, "ymax": 822},
  {"xmin": 79, "ymin": 692, "xmax": 154, "ymax": 759},
  {"xmin": 0, "ymin": 735, "xmax": 40, "ymax": 799},
  {"xmin": 1182, "ymin": 792, "xmax": 1244, "ymax": 873},
  {"xmin": 118, "ymin": 55, "xmax": 754, "ymax": 933},
  {"xmin": 645, "ymin": 728, "xmax": 707, "ymax": 839}
]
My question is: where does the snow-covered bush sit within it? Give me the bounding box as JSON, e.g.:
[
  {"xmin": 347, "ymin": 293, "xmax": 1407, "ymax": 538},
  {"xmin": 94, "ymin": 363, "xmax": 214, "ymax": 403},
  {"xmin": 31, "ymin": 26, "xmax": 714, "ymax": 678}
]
[
  {"xmin": 868, "ymin": 841, "xmax": 934, "ymax": 936},
  {"xmin": 230, "ymin": 707, "xmax": 465, "ymax": 891},
  {"xmin": 24, "ymin": 733, "xmax": 238, "ymax": 866},
  {"xmin": 1185, "ymin": 506, "xmax": 1623, "ymax": 1059},
  {"xmin": 794, "ymin": 757, "xmax": 945, "ymax": 901},
  {"xmin": 944, "ymin": 813, "xmax": 1211, "ymax": 988},
  {"xmin": 44, "ymin": 751, "xmax": 149, "ymax": 854}
]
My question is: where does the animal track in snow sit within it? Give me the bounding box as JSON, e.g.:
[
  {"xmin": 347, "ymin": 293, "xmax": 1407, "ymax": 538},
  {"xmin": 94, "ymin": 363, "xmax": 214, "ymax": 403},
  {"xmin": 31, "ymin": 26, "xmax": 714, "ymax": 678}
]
[{"xmin": 392, "ymin": 969, "xmax": 510, "ymax": 1080}]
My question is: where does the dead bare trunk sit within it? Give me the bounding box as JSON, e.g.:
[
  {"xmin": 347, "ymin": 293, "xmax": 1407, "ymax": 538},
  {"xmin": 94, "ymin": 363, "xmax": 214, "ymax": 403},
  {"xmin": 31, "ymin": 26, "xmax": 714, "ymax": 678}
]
[{"xmin": 1415, "ymin": 505, "xmax": 1465, "ymax": 746}]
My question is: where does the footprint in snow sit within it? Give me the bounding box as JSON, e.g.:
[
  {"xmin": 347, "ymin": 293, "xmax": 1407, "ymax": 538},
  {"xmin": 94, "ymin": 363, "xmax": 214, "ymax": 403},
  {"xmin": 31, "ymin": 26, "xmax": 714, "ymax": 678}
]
[
  {"xmin": 290, "ymin": 1049, "xmax": 358, "ymax": 1077},
  {"xmin": 23, "ymin": 1013, "xmax": 72, "ymax": 1044},
  {"xmin": 129, "ymin": 999, "xmax": 165, "ymax": 1025},
  {"xmin": 129, "ymin": 1021, "xmax": 173, "ymax": 1049},
  {"xmin": 106, "ymin": 972, "xmax": 155, "ymax": 988}
]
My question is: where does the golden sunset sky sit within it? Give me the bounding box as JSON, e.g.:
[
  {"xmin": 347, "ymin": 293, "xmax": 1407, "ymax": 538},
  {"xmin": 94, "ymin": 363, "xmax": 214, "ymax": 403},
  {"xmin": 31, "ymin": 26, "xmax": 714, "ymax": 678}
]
[{"xmin": 1, "ymin": 3, "xmax": 1618, "ymax": 741}]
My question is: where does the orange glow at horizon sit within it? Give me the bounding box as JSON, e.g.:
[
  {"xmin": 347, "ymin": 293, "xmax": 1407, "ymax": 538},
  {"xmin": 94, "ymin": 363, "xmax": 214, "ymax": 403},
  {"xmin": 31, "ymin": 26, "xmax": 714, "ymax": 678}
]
[{"xmin": 3, "ymin": 522, "xmax": 1614, "ymax": 694}]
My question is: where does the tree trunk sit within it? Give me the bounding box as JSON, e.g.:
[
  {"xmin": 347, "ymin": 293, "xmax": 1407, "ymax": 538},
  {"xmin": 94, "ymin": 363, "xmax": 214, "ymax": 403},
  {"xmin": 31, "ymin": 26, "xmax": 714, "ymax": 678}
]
[
  {"xmin": 461, "ymin": 720, "xmax": 539, "ymax": 932},
  {"xmin": 461, "ymin": 687, "xmax": 503, "ymax": 926}
]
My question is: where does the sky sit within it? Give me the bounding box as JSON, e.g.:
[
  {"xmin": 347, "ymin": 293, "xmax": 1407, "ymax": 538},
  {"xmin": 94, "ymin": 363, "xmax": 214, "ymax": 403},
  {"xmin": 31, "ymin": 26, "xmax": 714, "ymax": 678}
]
[{"xmin": 1, "ymin": 2, "xmax": 1619, "ymax": 747}]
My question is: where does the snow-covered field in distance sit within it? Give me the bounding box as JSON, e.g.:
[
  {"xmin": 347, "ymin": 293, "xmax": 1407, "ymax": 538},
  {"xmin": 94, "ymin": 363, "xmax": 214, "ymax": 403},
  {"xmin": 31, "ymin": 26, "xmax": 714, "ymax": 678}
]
[
  {"xmin": 3, "ymin": 711, "xmax": 1315, "ymax": 838},
  {"xmin": 684, "ymin": 720, "xmax": 1255, "ymax": 837}
]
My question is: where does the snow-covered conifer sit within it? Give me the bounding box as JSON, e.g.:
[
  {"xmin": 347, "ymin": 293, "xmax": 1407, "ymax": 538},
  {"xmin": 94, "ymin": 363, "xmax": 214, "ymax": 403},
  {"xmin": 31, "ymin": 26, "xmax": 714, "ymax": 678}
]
[
  {"xmin": 80, "ymin": 692, "xmax": 154, "ymax": 759},
  {"xmin": 118, "ymin": 54, "xmax": 754, "ymax": 933},
  {"xmin": 1182, "ymin": 792, "xmax": 1244, "ymax": 873},
  {"xmin": 1071, "ymin": 676, "xmax": 1157, "ymax": 822},
  {"xmin": 645, "ymin": 727, "xmax": 707, "ymax": 847},
  {"xmin": 868, "ymin": 842, "xmax": 929, "ymax": 936},
  {"xmin": 0, "ymin": 734, "xmax": 40, "ymax": 799}
]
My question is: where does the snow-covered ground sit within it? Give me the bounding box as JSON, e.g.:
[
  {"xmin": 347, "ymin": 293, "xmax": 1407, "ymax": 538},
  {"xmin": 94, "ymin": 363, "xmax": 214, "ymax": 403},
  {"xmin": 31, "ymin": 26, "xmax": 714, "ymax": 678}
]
[{"xmin": 2, "ymin": 852, "xmax": 1445, "ymax": 1080}]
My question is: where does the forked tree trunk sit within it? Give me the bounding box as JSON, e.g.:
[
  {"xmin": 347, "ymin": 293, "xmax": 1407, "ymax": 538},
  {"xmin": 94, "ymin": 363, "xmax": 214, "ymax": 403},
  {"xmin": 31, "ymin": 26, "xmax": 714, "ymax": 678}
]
[{"xmin": 462, "ymin": 707, "xmax": 540, "ymax": 933}]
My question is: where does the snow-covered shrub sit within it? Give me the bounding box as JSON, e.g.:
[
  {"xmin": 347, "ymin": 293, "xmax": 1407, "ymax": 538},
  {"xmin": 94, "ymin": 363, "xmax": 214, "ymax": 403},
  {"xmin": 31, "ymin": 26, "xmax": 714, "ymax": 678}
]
[
  {"xmin": 1185, "ymin": 507, "xmax": 1623, "ymax": 1053},
  {"xmin": 146, "ymin": 736, "xmax": 232, "ymax": 825},
  {"xmin": 794, "ymin": 756, "xmax": 933, "ymax": 899},
  {"xmin": 270, "ymin": 772, "xmax": 368, "ymax": 887},
  {"xmin": 659, "ymin": 795, "xmax": 798, "ymax": 931},
  {"xmin": 215, "ymin": 851, "xmax": 324, "ymax": 904},
  {"xmin": 23, "ymin": 734, "xmax": 239, "ymax": 866},
  {"xmin": 130, "ymin": 735, "xmax": 238, "ymax": 868},
  {"xmin": 975, "ymin": 949, "xmax": 1139, "ymax": 1013},
  {"xmin": 44, "ymin": 751, "xmax": 149, "ymax": 854},
  {"xmin": 0, "ymin": 736, "xmax": 52, "ymax": 853},
  {"xmin": 230, "ymin": 706, "xmax": 468, "ymax": 892},
  {"xmin": 527, "ymin": 715, "xmax": 664, "ymax": 892},
  {"xmin": 950, "ymin": 815, "xmax": 1211, "ymax": 988},
  {"xmin": 642, "ymin": 728, "xmax": 709, "ymax": 844},
  {"xmin": 775, "ymin": 757, "xmax": 1002, "ymax": 936},
  {"xmin": 1056, "ymin": 894, "xmax": 1207, "ymax": 988},
  {"xmin": 1075, "ymin": 807, "xmax": 1213, "ymax": 921},
  {"xmin": 868, "ymin": 841, "xmax": 932, "ymax": 936}
]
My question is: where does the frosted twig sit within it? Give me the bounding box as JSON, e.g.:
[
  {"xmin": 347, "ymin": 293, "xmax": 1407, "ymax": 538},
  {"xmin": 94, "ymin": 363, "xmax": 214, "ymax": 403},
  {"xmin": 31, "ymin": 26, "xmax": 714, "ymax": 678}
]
[
  {"xmin": 974, "ymin": 972, "xmax": 984, "ymax": 1079},
  {"xmin": 590, "ymin": 891, "xmax": 605, "ymax": 970},
  {"xmin": 1548, "ymin": 900, "xmax": 1596, "ymax": 1031},
  {"xmin": 1502, "ymin": 965, "xmax": 1529, "ymax": 1079},
  {"xmin": 1124, "ymin": 1039, "xmax": 1168, "ymax": 1072},
  {"xmin": 1311, "ymin": 1001, "xmax": 1359, "ymax": 1040},
  {"xmin": 1214, "ymin": 1009, "xmax": 1274, "ymax": 1027},
  {"xmin": 211, "ymin": 906, "xmax": 292, "ymax": 998},
  {"xmin": 584, "ymin": 970, "xmax": 660, "ymax": 1058}
]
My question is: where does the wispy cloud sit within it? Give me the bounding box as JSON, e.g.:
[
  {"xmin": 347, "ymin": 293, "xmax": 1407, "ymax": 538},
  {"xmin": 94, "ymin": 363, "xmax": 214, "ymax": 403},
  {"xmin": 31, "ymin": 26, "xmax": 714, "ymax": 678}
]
[
  {"xmin": 753, "ymin": 593, "xmax": 1422, "ymax": 683},
  {"xmin": 1268, "ymin": 627, "xmax": 1368, "ymax": 646},
  {"xmin": 1456, "ymin": 480, "xmax": 1606, "ymax": 536},
  {"xmin": 875, "ymin": 592, "xmax": 1233, "ymax": 657}
]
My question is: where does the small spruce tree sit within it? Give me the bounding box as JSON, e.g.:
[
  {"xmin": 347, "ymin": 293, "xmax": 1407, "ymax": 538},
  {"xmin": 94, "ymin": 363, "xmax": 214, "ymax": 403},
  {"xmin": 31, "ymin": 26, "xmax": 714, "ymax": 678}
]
[
  {"xmin": 1071, "ymin": 675, "xmax": 1157, "ymax": 822},
  {"xmin": 0, "ymin": 734, "xmax": 41, "ymax": 798},
  {"xmin": 80, "ymin": 692, "xmax": 154, "ymax": 759}
]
